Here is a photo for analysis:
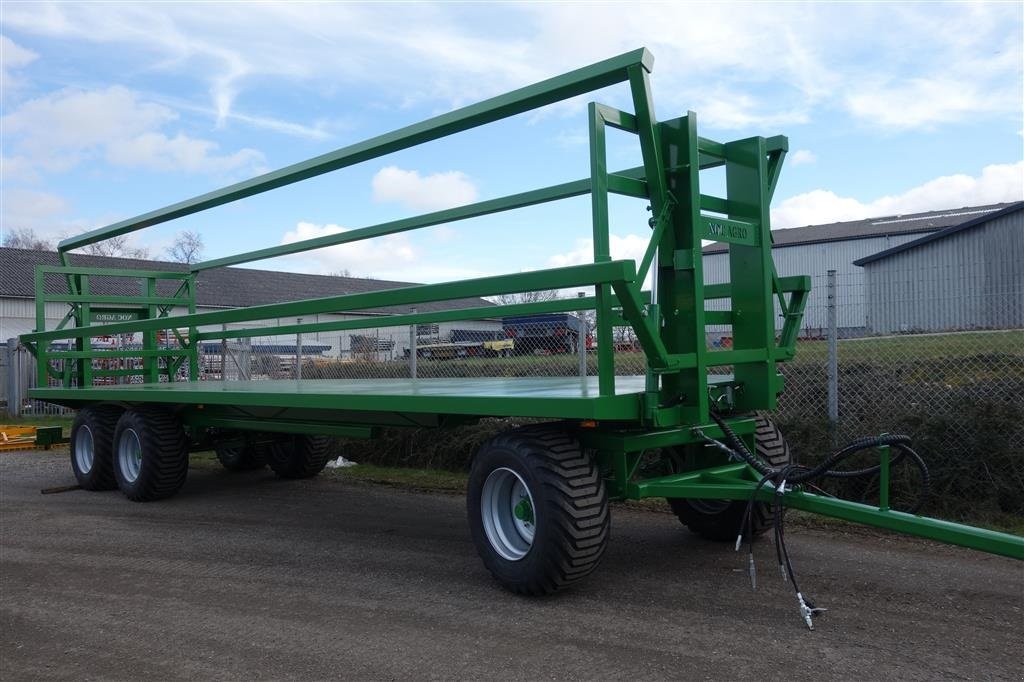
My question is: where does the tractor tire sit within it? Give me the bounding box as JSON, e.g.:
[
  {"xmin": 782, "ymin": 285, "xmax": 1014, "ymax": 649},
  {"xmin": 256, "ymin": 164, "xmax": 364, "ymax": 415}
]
[
  {"xmin": 112, "ymin": 407, "xmax": 189, "ymax": 502},
  {"xmin": 668, "ymin": 414, "xmax": 790, "ymax": 542},
  {"xmin": 467, "ymin": 426, "xmax": 609, "ymax": 595},
  {"xmin": 69, "ymin": 405, "xmax": 122, "ymax": 490},
  {"xmin": 215, "ymin": 440, "xmax": 268, "ymax": 471},
  {"xmin": 267, "ymin": 435, "xmax": 331, "ymax": 479}
]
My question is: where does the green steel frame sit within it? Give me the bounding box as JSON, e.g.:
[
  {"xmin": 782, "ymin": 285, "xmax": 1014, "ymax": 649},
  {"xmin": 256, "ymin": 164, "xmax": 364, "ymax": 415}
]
[{"xmin": 18, "ymin": 48, "xmax": 1022, "ymax": 561}]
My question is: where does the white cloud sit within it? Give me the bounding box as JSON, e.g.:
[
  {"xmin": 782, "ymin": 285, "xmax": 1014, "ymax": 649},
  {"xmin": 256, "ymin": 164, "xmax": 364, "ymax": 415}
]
[
  {"xmin": 548, "ymin": 233, "xmax": 654, "ymax": 288},
  {"xmin": 0, "ymin": 35, "xmax": 37, "ymax": 90},
  {"xmin": 3, "ymin": 86, "xmax": 175, "ymax": 170},
  {"xmin": 4, "ymin": 3, "xmax": 1017, "ymax": 133},
  {"xmin": 845, "ymin": 77, "xmax": 1016, "ymax": 130},
  {"xmin": 106, "ymin": 132, "xmax": 264, "ymax": 174},
  {"xmin": 2, "ymin": 86, "xmax": 265, "ymax": 176},
  {"xmin": 772, "ymin": 161, "xmax": 1024, "ymax": 228},
  {"xmin": 279, "ymin": 221, "xmax": 416, "ymax": 277},
  {"xmin": 690, "ymin": 90, "xmax": 809, "ymax": 130},
  {"xmin": 0, "ymin": 188, "xmax": 68, "ymax": 232},
  {"xmin": 371, "ymin": 166, "xmax": 478, "ymax": 212},
  {"xmin": 790, "ymin": 149, "xmax": 817, "ymax": 166}
]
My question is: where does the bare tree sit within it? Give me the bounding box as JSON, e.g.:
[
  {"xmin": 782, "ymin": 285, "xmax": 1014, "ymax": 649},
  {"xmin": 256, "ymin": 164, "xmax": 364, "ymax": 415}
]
[
  {"xmin": 2, "ymin": 227, "xmax": 53, "ymax": 250},
  {"xmin": 82, "ymin": 234, "xmax": 150, "ymax": 259},
  {"xmin": 167, "ymin": 230, "xmax": 204, "ymax": 264},
  {"xmin": 329, "ymin": 269, "xmax": 354, "ymax": 278},
  {"xmin": 490, "ymin": 290, "xmax": 561, "ymax": 305}
]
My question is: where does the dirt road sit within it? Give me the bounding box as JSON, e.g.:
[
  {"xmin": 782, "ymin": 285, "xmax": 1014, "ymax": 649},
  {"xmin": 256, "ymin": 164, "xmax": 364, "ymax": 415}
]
[{"xmin": 2, "ymin": 450, "xmax": 1021, "ymax": 680}]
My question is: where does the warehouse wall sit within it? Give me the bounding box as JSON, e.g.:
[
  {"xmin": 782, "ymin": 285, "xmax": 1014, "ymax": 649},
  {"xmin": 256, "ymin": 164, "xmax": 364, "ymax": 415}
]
[
  {"xmin": 862, "ymin": 210, "xmax": 1024, "ymax": 333},
  {"xmin": 702, "ymin": 232, "xmax": 929, "ymax": 335}
]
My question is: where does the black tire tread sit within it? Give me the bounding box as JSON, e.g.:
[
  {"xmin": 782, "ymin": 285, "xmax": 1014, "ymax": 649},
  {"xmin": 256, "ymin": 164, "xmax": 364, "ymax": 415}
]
[
  {"xmin": 114, "ymin": 406, "xmax": 189, "ymax": 502},
  {"xmin": 469, "ymin": 425, "xmax": 609, "ymax": 595},
  {"xmin": 669, "ymin": 413, "xmax": 790, "ymax": 541},
  {"xmin": 215, "ymin": 440, "xmax": 268, "ymax": 471},
  {"xmin": 70, "ymin": 405, "xmax": 122, "ymax": 490},
  {"xmin": 267, "ymin": 435, "xmax": 331, "ymax": 479}
]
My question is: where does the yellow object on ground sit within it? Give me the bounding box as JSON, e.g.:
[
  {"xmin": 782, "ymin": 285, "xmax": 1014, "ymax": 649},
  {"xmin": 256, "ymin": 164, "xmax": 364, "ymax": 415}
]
[{"xmin": 0, "ymin": 426, "xmax": 40, "ymax": 451}]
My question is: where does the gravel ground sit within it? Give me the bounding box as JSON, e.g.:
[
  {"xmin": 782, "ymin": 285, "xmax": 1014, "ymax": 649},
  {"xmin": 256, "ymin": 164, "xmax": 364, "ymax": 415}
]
[{"xmin": 2, "ymin": 449, "xmax": 1021, "ymax": 681}]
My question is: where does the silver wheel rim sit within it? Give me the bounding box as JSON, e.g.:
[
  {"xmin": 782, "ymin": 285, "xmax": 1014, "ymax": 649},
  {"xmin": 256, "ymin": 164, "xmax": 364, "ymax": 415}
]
[
  {"xmin": 74, "ymin": 425, "xmax": 95, "ymax": 474},
  {"xmin": 480, "ymin": 467, "xmax": 536, "ymax": 561},
  {"xmin": 117, "ymin": 428, "xmax": 143, "ymax": 483}
]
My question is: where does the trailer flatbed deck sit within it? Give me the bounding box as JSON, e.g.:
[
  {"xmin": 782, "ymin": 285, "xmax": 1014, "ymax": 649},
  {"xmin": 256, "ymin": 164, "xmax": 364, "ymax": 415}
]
[{"xmin": 32, "ymin": 375, "xmax": 735, "ymax": 420}]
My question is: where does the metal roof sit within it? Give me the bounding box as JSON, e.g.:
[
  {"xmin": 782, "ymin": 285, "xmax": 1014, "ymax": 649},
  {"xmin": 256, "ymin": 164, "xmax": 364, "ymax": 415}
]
[
  {"xmin": 0, "ymin": 248, "xmax": 493, "ymax": 315},
  {"xmin": 852, "ymin": 201, "xmax": 1024, "ymax": 266},
  {"xmin": 702, "ymin": 202, "xmax": 1017, "ymax": 254}
]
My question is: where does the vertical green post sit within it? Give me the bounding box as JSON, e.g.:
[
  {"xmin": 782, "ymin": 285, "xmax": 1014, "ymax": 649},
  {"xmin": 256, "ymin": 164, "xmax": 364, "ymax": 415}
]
[
  {"xmin": 658, "ymin": 113, "xmax": 708, "ymax": 424},
  {"xmin": 725, "ymin": 137, "xmax": 776, "ymax": 411},
  {"xmin": 588, "ymin": 103, "xmax": 615, "ymax": 396},
  {"xmin": 189, "ymin": 274, "xmax": 199, "ymax": 381},
  {"xmin": 78, "ymin": 275, "xmax": 92, "ymax": 387},
  {"xmin": 142, "ymin": 277, "xmax": 159, "ymax": 383},
  {"xmin": 878, "ymin": 445, "xmax": 891, "ymax": 512}
]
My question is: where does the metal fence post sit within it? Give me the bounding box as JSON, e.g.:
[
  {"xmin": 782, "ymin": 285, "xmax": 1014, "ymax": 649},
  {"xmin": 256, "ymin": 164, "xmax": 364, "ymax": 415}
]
[
  {"xmin": 5, "ymin": 338, "xmax": 19, "ymax": 418},
  {"xmin": 220, "ymin": 324, "xmax": 228, "ymax": 381},
  {"xmin": 240, "ymin": 337, "xmax": 251, "ymax": 381},
  {"xmin": 409, "ymin": 308, "xmax": 418, "ymax": 379},
  {"xmin": 296, "ymin": 318, "xmax": 304, "ymax": 380},
  {"xmin": 577, "ymin": 293, "xmax": 587, "ymax": 378},
  {"xmin": 826, "ymin": 270, "xmax": 839, "ymax": 439}
]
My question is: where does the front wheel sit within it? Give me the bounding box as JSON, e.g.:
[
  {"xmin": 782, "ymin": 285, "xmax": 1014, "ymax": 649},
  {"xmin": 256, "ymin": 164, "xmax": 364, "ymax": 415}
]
[
  {"xmin": 668, "ymin": 414, "xmax": 791, "ymax": 541},
  {"xmin": 467, "ymin": 426, "xmax": 609, "ymax": 595}
]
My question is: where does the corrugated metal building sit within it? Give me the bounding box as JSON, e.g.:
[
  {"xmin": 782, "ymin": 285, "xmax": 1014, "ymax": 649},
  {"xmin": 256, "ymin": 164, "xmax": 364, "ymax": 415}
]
[
  {"xmin": 0, "ymin": 248, "xmax": 500, "ymax": 357},
  {"xmin": 702, "ymin": 202, "xmax": 1018, "ymax": 336},
  {"xmin": 853, "ymin": 202, "xmax": 1024, "ymax": 334}
]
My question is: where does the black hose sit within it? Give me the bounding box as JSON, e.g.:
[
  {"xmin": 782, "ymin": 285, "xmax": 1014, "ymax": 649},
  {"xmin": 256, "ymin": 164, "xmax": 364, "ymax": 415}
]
[{"xmin": 707, "ymin": 410, "xmax": 932, "ymax": 627}]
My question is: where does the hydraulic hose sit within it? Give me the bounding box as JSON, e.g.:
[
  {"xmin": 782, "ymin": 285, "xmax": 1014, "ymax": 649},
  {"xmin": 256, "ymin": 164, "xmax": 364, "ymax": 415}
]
[{"xmin": 705, "ymin": 410, "xmax": 932, "ymax": 629}]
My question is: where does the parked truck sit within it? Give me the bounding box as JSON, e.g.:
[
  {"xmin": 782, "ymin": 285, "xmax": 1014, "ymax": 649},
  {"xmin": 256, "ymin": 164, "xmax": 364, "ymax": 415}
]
[
  {"xmin": 411, "ymin": 329, "xmax": 514, "ymax": 359},
  {"xmin": 502, "ymin": 314, "xmax": 588, "ymax": 355},
  {"xmin": 19, "ymin": 48, "xmax": 1021, "ymax": 628}
]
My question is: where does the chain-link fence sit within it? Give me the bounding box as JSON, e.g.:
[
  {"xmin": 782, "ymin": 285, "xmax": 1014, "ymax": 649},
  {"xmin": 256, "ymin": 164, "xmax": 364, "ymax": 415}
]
[{"xmin": 771, "ymin": 267, "xmax": 1023, "ymax": 522}]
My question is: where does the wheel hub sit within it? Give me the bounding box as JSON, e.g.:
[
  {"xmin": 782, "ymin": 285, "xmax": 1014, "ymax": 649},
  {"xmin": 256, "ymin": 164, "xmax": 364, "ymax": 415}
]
[{"xmin": 480, "ymin": 468, "xmax": 536, "ymax": 561}]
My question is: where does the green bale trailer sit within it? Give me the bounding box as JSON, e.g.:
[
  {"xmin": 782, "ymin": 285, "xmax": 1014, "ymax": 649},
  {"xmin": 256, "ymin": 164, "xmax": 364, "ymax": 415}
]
[{"xmin": 19, "ymin": 48, "xmax": 1021, "ymax": 628}]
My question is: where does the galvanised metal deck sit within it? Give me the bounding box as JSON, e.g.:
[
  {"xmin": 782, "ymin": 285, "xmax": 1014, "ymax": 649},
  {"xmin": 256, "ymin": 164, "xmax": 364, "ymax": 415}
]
[{"xmin": 31, "ymin": 375, "xmax": 703, "ymax": 420}]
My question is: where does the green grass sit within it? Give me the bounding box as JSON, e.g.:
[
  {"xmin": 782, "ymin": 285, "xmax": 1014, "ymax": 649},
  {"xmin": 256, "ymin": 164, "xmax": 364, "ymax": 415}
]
[{"xmin": 790, "ymin": 329, "xmax": 1024, "ymax": 365}]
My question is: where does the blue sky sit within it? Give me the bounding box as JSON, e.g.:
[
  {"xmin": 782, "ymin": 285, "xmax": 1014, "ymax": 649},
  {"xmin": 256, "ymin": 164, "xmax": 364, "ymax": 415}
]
[{"xmin": 2, "ymin": 1, "xmax": 1022, "ymax": 284}]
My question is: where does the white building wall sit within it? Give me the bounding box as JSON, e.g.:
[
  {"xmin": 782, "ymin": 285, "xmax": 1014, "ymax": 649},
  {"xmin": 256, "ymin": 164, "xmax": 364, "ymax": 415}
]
[
  {"xmin": 702, "ymin": 233, "xmax": 931, "ymax": 335},
  {"xmin": 862, "ymin": 211, "xmax": 1024, "ymax": 333}
]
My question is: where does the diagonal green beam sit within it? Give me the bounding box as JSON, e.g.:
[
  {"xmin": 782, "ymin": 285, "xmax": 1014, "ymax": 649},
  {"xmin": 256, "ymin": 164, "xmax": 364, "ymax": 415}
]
[
  {"xmin": 58, "ymin": 48, "xmax": 653, "ymax": 255},
  {"xmin": 193, "ymin": 166, "xmax": 650, "ymax": 272},
  {"xmin": 21, "ymin": 260, "xmax": 636, "ymax": 343}
]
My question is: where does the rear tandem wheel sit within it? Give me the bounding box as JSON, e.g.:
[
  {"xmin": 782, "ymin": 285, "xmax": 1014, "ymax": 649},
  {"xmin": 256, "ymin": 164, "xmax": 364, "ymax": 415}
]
[
  {"xmin": 215, "ymin": 439, "xmax": 268, "ymax": 472},
  {"xmin": 112, "ymin": 406, "xmax": 190, "ymax": 502},
  {"xmin": 467, "ymin": 426, "xmax": 609, "ymax": 595},
  {"xmin": 69, "ymin": 405, "xmax": 122, "ymax": 490},
  {"xmin": 267, "ymin": 435, "xmax": 332, "ymax": 479}
]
